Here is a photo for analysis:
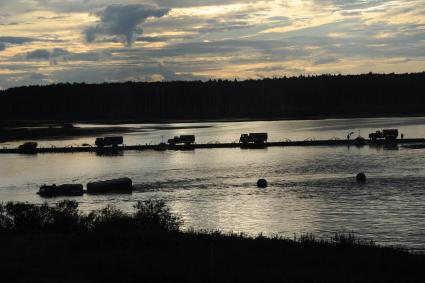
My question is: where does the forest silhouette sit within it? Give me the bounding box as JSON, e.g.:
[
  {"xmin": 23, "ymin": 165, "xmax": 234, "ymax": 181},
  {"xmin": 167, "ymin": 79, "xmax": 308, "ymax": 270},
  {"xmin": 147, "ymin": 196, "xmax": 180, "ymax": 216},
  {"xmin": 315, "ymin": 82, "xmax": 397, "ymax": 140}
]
[{"xmin": 0, "ymin": 72, "xmax": 424, "ymax": 121}]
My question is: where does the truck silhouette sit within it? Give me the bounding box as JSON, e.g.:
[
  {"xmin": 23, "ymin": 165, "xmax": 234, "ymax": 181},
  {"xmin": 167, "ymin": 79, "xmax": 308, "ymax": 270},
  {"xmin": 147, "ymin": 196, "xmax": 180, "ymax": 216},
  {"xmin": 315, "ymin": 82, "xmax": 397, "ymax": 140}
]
[
  {"xmin": 38, "ymin": 184, "xmax": 84, "ymax": 198},
  {"xmin": 239, "ymin": 133, "xmax": 268, "ymax": 144},
  {"xmin": 369, "ymin": 129, "xmax": 399, "ymax": 141},
  {"xmin": 18, "ymin": 142, "xmax": 38, "ymax": 153},
  {"xmin": 95, "ymin": 136, "xmax": 124, "ymax": 148},
  {"xmin": 167, "ymin": 135, "xmax": 195, "ymax": 145},
  {"xmin": 87, "ymin": 177, "xmax": 133, "ymax": 194}
]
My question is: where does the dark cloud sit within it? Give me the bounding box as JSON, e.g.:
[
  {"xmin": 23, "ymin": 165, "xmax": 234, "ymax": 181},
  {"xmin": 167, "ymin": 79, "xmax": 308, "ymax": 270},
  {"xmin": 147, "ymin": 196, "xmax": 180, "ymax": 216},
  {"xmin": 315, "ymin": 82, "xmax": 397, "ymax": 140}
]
[
  {"xmin": 26, "ymin": 48, "xmax": 70, "ymax": 60},
  {"xmin": 194, "ymin": 19, "xmax": 256, "ymax": 34},
  {"xmin": 51, "ymin": 48, "xmax": 70, "ymax": 57},
  {"xmin": 133, "ymin": 39, "xmax": 305, "ymax": 58},
  {"xmin": 26, "ymin": 49, "xmax": 51, "ymax": 60},
  {"xmin": 84, "ymin": 4, "xmax": 170, "ymax": 46},
  {"xmin": 0, "ymin": 36, "xmax": 34, "ymax": 44},
  {"xmin": 17, "ymin": 49, "xmax": 109, "ymax": 63},
  {"xmin": 137, "ymin": 36, "xmax": 168, "ymax": 42},
  {"xmin": 0, "ymin": 43, "xmax": 5, "ymax": 51},
  {"xmin": 67, "ymin": 50, "xmax": 111, "ymax": 61}
]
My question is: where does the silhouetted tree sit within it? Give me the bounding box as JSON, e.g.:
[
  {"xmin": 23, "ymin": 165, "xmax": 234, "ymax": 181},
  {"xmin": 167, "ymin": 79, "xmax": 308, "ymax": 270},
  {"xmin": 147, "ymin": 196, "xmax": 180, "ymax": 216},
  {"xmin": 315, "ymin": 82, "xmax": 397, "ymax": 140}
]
[{"xmin": 0, "ymin": 72, "xmax": 424, "ymax": 121}]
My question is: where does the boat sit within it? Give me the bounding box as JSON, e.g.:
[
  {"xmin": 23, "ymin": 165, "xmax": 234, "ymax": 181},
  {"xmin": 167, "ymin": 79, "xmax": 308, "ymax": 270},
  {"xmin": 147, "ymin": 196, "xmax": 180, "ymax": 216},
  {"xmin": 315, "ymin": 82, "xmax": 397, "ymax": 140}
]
[{"xmin": 38, "ymin": 184, "xmax": 84, "ymax": 198}]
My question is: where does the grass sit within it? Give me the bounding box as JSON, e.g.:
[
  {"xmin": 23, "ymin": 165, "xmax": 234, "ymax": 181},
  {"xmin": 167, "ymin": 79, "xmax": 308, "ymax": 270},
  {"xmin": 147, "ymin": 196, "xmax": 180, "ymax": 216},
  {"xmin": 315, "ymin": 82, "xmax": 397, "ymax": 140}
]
[{"xmin": 0, "ymin": 200, "xmax": 424, "ymax": 283}]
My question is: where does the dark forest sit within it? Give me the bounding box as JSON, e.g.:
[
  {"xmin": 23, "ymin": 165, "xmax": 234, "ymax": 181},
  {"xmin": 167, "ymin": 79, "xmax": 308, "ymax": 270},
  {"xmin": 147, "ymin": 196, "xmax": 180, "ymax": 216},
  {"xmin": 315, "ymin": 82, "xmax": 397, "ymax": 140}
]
[{"xmin": 1, "ymin": 72, "xmax": 424, "ymax": 121}]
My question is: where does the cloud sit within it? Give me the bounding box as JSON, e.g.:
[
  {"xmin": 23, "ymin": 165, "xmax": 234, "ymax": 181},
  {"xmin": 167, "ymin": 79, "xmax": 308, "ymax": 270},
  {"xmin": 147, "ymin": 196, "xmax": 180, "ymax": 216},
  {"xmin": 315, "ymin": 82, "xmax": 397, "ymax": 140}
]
[
  {"xmin": 318, "ymin": 0, "xmax": 386, "ymax": 10},
  {"xmin": 27, "ymin": 49, "xmax": 50, "ymax": 60},
  {"xmin": 152, "ymin": 0, "xmax": 250, "ymax": 7},
  {"xmin": 0, "ymin": 36, "xmax": 37, "ymax": 51},
  {"xmin": 39, "ymin": 63, "xmax": 201, "ymax": 85},
  {"xmin": 84, "ymin": 4, "xmax": 170, "ymax": 46},
  {"xmin": 0, "ymin": 36, "xmax": 34, "ymax": 44},
  {"xmin": 29, "ymin": 0, "xmax": 270, "ymax": 11},
  {"xmin": 26, "ymin": 48, "xmax": 70, "ymax": 60},
  {"xmin": 124, "ymin": 39, "xmax": 306, "ymax": 58},
  {"xmin": 0, "ymin": 72, "xmax": 52, "ymax": 89},
  {"xmin": 313, "ymin": 56, "xmax": 340, "ymax": 65},
  {"xmin": 0, "ymin": 0, "xmax": 424, "ymax": 89},
  {"xmin": 67, "ymin": 50, "xmax": 111, "ymax": 61}
]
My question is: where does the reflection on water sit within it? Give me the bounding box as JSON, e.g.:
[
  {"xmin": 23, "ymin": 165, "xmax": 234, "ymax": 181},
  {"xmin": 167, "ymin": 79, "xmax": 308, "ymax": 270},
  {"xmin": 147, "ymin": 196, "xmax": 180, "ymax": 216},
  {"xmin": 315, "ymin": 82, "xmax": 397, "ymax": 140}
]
[{"xmin": 1, "ymin": 117, "xmax": 425, "ymax": 250}]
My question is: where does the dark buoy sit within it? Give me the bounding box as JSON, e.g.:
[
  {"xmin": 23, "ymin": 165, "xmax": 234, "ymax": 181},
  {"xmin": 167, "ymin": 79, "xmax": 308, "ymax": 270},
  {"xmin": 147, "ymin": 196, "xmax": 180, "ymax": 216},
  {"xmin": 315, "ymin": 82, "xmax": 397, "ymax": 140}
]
[
  {"xmin": 257, "ymin": 179, "xmax": 268, "ymax": 188},
  {"xmin": 356, "ymin": 173, "xmax": 366, "ymax": 183}
]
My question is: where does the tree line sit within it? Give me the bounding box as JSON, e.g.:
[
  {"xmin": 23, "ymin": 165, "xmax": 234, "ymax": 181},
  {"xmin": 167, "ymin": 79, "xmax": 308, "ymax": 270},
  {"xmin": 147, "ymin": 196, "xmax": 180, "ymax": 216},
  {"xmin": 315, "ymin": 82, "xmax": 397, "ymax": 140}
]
[{"xmin": 0, "ymin": 72, "xmax": 424, "ymax": 121}]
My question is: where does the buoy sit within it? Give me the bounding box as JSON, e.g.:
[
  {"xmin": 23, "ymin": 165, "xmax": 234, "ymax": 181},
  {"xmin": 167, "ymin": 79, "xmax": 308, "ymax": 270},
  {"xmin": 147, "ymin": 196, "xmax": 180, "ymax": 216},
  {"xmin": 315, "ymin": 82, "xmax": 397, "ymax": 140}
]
[
  {"xmin": 257, "ymin": 179, "xmax": 268, "ymax": 188},
  {"xmin": 356, "ymin": 173, "xmax": 366, "ymax": 183}
]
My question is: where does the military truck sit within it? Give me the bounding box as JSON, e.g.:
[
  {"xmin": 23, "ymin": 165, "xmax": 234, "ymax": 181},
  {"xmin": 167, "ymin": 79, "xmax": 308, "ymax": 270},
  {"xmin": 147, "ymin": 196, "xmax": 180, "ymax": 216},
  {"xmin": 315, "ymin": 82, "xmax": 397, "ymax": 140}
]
[
  {"xmin": 38, "ymin": 184, "xmax": 84, "ymax": 198},
  {"xmin": 18, "ymin": 142, "xmax": 38, "ymax": 153},
  {"xmin": 167, "ymin": 135, "xmax": 195, "ymax": 145},
  {"xmin": 95, "ymin": 136, "xmax": 123, "ymax": 148},
  {"xmin": 382, "ymin": 129, "xmax": 399, "ymax": 140},
  {"xmin": 87, "ymin": 177, "xmax": 133, "ymax": 194},
  {"xmin": 239, "ymin": 133, "xmax": 268, "ymax": 144},
  {"xmin": 368, "ymin": 129, "xmax": 399, "ymax": 141}
]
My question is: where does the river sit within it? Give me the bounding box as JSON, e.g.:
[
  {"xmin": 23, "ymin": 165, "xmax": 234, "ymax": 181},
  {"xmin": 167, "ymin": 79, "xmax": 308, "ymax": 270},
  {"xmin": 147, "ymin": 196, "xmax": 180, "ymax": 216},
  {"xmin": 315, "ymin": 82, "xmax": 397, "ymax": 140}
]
[{"xmin": 1, "ymin": 117, "xmax": 425, "ymax": 250}]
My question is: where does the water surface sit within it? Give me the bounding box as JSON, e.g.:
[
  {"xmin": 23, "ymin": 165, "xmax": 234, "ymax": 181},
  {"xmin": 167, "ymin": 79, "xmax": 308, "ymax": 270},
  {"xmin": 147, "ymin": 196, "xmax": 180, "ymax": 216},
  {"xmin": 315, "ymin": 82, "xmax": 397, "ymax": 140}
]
[{"xmin": 1, "ymin": 117, "xmax": 425, "ymax": 250}]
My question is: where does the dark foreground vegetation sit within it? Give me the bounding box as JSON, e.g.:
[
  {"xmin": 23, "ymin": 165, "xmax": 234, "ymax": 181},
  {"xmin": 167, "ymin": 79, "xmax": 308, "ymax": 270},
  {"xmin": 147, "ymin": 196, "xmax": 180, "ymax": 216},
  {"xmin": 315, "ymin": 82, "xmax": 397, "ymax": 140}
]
[
  {"xmin": 1, "ymin": 201, "xmax": 424, "ymax": 283},
  {"xmin": 0, "ymin": 72, "xmax": 425, "ymax": 122}
]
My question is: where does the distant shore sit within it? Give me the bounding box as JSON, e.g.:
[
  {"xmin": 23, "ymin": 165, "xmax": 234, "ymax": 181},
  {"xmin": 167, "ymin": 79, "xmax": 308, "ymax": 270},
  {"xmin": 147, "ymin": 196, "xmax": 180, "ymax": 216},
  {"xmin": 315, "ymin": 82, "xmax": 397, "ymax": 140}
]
[
  {"xmin": 1, "ymin": 200, "xmax": 424, "ymax": 282},
  {"xmin": 3, "ymin": 112, "xmax": 425, "ymax": 126},
  {"xmin": 1, "ymin": 73, "xmax": 425, "ymax": 122}
]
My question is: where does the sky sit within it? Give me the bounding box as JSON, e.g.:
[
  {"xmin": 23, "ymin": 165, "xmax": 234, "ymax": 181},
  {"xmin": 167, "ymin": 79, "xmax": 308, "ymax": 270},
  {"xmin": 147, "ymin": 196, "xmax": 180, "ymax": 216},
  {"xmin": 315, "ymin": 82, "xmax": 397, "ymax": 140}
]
[{"xmin": 0, "ymin": 0, "xmax": 424, "ymax": 89}]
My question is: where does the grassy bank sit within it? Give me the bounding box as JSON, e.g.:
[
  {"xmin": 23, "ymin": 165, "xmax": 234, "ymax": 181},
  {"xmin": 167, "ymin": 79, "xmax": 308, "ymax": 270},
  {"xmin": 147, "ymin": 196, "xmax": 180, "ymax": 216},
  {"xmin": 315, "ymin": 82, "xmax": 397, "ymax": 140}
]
[{"xmin": 1, "ymin": 201, "xmax": 424, "ymax": 283}]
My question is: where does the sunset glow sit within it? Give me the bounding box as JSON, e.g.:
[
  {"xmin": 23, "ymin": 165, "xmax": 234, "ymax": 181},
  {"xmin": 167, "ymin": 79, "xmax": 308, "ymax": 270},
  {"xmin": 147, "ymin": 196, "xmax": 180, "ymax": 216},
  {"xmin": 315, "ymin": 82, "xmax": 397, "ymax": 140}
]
[{"xmin": 0, "ymin": 0, "xmax": 424, "ymax": 88}]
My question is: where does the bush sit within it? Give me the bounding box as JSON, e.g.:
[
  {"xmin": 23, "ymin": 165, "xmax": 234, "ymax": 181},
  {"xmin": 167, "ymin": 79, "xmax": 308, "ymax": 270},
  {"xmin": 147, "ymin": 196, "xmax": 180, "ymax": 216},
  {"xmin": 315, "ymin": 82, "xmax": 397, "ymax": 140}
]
[
  {"xmin": 0, "ymin": 200, "xmax": 182, "ymax": 234},
  {"xmin": 134, "ymin": 200, "xmax": 182, "ymax": 232},
  {"xmin": 85, "ymin": 205, "xmax": 134, "ymax": 232},
  {"xmin": 0, "ymin": 200, "xmax": 81, "ymax": 233},
  {"xmin": 49, "ymin": 200, "xmax": 81, "ymax": 232}
]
